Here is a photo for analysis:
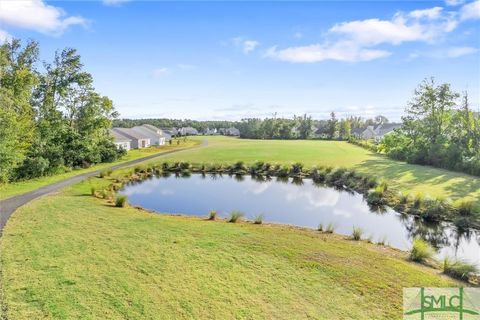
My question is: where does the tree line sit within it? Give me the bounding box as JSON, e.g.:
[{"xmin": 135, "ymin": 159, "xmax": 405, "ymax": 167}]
[
  {"xmin": 113, "ymin": 119, "xmax": 238, "ymax": 133},
  {"xmin": 379, "ymin": 78, "xmax": 479, "ymax": 176},
  {"xmin": 0, "ymin": 39, "xmax": 122, "ymax": 183}
]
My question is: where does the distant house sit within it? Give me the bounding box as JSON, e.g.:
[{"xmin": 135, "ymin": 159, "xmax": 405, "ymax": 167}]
[
  {"xmin": 131, "ymin": 124, "xmax": 168, "ymax": 145},
  {"xmin": 204, "ymin": 128, "xmax": 218, "ymax": 135},
  {"xmin": 350, "ymin": 128, "xmax": 364, "ymax": 139},
  {"xmin": 160, "ymin": 128, "xmax": 176, "ymax": 139},
  {"xmin": 112, "ymin": 128, "xmax": 150, "ymax": 149},
  {"xmin": 361, "ymin": 126, "xmax": 377, "ymax": 140},
  {"xmin": 179, "ymin": 127, "xmax": 199, "ymax": 136},
  {"xmin": 355, "ymin": 123, "xmax": 402, "ymax": 141},
  {"xmin": 225, "ymin": 127, "xmax": 240, "ymax": 136},
  {"xmin": 110, "ymin": 129, "xmax": 131, "ymax": 151},
  {"xmin": 374, "ymin": 123, "xmax": 402, "ymax": 141}
]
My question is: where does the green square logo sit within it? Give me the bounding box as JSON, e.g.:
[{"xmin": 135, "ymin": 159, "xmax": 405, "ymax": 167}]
[{"xmin": 404, "ymin": 288, "xmax": 480, "ymax": 320}]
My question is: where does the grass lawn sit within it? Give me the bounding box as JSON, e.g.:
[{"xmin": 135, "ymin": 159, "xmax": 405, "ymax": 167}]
[
  {"xmin": 0, "ymin": 177, "xmax": 459, "ymax": 320},
  {"xmin": 159, "ymin": 136, "xmax": 480, "ymax": 205},
  {"xmin": 0, "ymin": 140, "xmax": 199, "ymax": 201}
]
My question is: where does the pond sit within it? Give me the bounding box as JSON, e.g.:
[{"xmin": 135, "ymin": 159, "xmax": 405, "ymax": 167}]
[{"xmin": 120, "ymin": 174, "xmax": 480, "ymax": 267}]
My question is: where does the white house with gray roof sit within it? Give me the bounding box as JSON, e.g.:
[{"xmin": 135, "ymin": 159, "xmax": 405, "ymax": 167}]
[
  {"xmin": 110, "ymin": 129, "xmax": 132, "ymax": 151},
  {"xmin": 112, "ymin": 128, "xmax": 150, "ymax": 149},
  {"xmin": 131, "ymin": 125, "xmax": 167, "ymax": 146}
]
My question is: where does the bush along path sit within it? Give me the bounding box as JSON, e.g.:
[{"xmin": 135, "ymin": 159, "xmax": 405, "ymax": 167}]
[
  {"xmin": 91, "ymin": 160, "xmax": 479, "ymax": 284},
  {"xmin": 0, "ymin": 143, "xmax": 205, "ymax": 231},
  {"xmin": 96, "ymin": 160, "xmax": 480, "ymax": 230}
]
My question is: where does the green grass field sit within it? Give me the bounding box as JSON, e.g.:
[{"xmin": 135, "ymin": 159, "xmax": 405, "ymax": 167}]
[
  {"xmin": 159, "ymin": 136, "xmax": 480, "ymax": 205},
  {"xmin": 0, "ymin": 140, "xmax": 198, "ymax": 201},
  {"xmin": 0, "ymin": 178, "xmax": 458, "ymax": 319},
  {"xmin": 1, "ymin": 136, "xmax": 476, "ymax": 319}
]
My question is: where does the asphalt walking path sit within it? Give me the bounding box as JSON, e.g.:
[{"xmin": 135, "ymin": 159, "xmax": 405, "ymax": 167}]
[{"xmin": 0, "ymin": 141, "xmax": 207, "ymax": 232}]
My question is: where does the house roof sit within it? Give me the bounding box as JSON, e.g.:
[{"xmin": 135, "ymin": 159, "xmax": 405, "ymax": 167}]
[
  {"xmin": 134, "ymin": 125, "xmax": 169, "ymax": 138},
  {"xmin": 351, "ymin": 128, "xmax": 364, "ymax": 135},
  {"xmin": 113, "ymin": 127, "xmax": 150, "ymax": 140},
  {"xmin": 376, "ymin": 123, "xmax": 402, "ymax": 136},
  {"xmin": 141, "ymin": 124, "xmax": 162, "ymax": 134},
  {"xmin": 110, "ymin": 129, "xmax": 131, "ymax": 142}
]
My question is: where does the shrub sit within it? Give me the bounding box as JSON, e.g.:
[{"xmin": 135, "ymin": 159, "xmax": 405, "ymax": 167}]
[
  {"xmin": 456, "ymin": 201, "xmax": 474, "ymax": 217},
  {"xmin": 115, "ymin": 195, "xmax": 128, "ymax": 207},
  {"xmin": 233, "ymin": 161, "xmax": 246, "ymax": 171},
  {"xmin": 351, "ymin": 226, "xmax": 363, "ymax": 241},
  {"xmin": 367, "ymin": 186, "xmax": 386, "ymax": 205},
  {"xmin": 399, "ymin": 192, "xmax": 409, "ymax": 204},
  {"xmin": 413, "ymin": 193, "xmax": 425, "ymax": 208},
  {"xmin": 208, "ymin": 210, "xmax": 217, "ymax": 220},
  {"xmin": 378, "ymin": 179, "xmax": 388, "ymax": 192},
  {"xmin": 325, "ymin": 223, "xmax": 335, "ymax": 233},
  {"xmin": 290, "ymin": 162, "xmax": 303, "ymax": 175},
  {"xmin": 228, "ymin": 211, "xmax": 244, "ymax": 223},
  {"xmin": 277, "ymin": 165, "xmax": 290, "ymax": 177},
  {"xmin": 421, "ymin": 198, "xmax": 448, "ymax": 221},
  {"xmin": 317, "ymin": 223, "xmax": 323, "ymax": 232},
  {"xmin": 253, "ymin": 214, "xmax": 264, "ymax": 224},
  {"xmin": 443, "ymin": 257, "xmax": 478, "ymax": 281},
  {"xmin": 409, "ymin": 239, "xmax": 435, "ymax": 263}
]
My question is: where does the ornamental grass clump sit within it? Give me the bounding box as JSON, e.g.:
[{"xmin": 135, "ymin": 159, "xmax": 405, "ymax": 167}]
[
  {"xmin": 90, "ymin": 187, "xmax": 96, "ymax": 196},
  {"xmin": 456, "ymin": 201, "xmax": 475, "ymax": 217},
  {"xmin": 115, "ymin": 195, "xmax": 128, "ymax": 208},
  {"xmin": 367, "ymin": 185, "xmax": 386, "ymax": 206},
  {"xmin": 351, "ymin": 226, "xmax": 363, "ymax": 241},
  {"xmin": 317, "ymin": 223, "xmax": 323, "ymax": 232},
  {"xmin": 409, "ymin": 239, "xmax": 435, "ymax": 263},
  {"xmin": 253, "ymin": 214, "xmax": 264, "ymax": 224},
  {"xmin": 228, "ymin": 211, "xmax": 244, "ymax": 223},
  {"xmin": 290, "ymin": 162, "xmax": 304, "ymax": 175},
  {"xmin": 208, "ymin": 210, "xmax": 217, "ymax": 221},
  {"xmin": 421, "ymin": 198, "xmax": 449, "ymax": 221},
  {"xmin": 413, "ymin": 192, "xmax": 425, "ymax": 209},
  {"xmin": 443, "ymin": 257, "xmax": 478, "ymax": 281},
  {"xmin": 325, "ymin": 223, "xmax": 335, "ymax": 233}
]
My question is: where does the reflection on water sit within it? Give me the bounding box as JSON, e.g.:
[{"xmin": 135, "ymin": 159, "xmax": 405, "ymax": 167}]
[{"xmin": 120, "ymin": 174, "xmax": 480, "ymax": 267}]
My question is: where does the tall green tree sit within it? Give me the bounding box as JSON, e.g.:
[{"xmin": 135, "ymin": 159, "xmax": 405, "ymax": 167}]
[{"xmin": 0, "ymin": 40, "xmax": 38, "ymax": 182}]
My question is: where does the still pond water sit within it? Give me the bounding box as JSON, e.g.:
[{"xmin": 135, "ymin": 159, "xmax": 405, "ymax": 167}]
[{"xmin": 120, "ymin": 174, "xmax": 480, "ymax": 267}]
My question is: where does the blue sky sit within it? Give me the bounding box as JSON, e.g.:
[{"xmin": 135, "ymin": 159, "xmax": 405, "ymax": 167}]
[{"xmin": 1, "ymin": 0, "xmax": 479, "ymax": 121}]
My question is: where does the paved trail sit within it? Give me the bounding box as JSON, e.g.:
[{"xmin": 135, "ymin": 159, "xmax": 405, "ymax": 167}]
[{"xmin": 0, "ymin": 141, "xmax": 206, "ymax": 231}]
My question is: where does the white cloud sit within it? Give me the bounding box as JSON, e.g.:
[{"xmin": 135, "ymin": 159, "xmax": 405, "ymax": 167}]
[
  {"xmin": 243, "ymin": 40, "xmax": 260, "ymax": 54},
  {"xmin": 460, "ymin": 0, "xmax": 480, "ymax": 20},
  {"xmin": 232, "ymin": 37, "xmax": 260, "ymax": 54},
  {"xmin": 0, "ymin": 29, "xmax": 12, "ymax": 44},
  {"xmin": 330, "ymin": 12, "xmax": 457, "ymax": 46},
  {"xmin": 409, "ymin": 46, "xmax": 478, "ymax": 59},
  {"xmin": 153, "ymin": 67, "xmax": 169, "ymax": 78},
  {"xmin": 266, "ymin": 5, "xmax": 465, "ymax": 63},
  {"xmin": 265, "ymin": 41, "xmax": 391, "ymax": 63},
  {"xmin": 447, "ymin": 46, "xmax": 478, "ymax": 57},
  {"xmin": 102, "ymin": 0, "xmax": 131, "ymax": 6},
  {"xmin": 409, "ymin": 7, "xmax": 444, "ymax": 19},
  {"xmin": 294, "ymin": 32, "xmax": 303, "ymax": 39},
  {"xmin": 0, "ymin": 0, "xmax": 87, "ymax": 35},
  {"xmin": 445, "ymin": 0, "xmax": 465, "ymax": 6}
]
